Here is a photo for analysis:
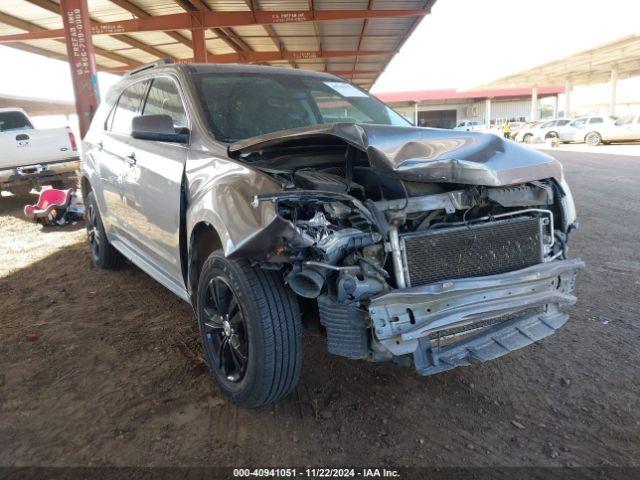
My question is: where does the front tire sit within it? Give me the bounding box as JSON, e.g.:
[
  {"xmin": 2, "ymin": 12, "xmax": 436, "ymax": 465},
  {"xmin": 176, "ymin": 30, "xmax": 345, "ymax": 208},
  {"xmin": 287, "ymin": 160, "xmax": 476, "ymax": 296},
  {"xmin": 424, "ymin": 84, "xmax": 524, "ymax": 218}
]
[
  {"xmin": 197, "ymin": 251, "xmax": 302, "ymax": 408},
  {"xmin": 85, "ymin": 191, "xmax": 123, "ymax": 269},
  {"xmin": 523, "ymin": 133, "xmax": 533, "ymax": 143}
]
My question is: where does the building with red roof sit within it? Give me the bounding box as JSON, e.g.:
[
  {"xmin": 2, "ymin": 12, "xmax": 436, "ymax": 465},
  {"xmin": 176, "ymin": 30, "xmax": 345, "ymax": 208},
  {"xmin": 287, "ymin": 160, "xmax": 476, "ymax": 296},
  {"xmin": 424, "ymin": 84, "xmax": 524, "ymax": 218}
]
[{"xmin": 374, "ymin": 87, "xmax": 564, "ymax": 129}]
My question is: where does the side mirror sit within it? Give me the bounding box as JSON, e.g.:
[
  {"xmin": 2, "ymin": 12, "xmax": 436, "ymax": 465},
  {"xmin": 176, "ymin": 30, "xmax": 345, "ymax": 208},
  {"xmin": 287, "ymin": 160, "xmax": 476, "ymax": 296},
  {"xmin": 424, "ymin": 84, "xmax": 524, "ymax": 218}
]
[{"xmin": 131, "ymin": 114, "xmax": 188, "ymax": 143}]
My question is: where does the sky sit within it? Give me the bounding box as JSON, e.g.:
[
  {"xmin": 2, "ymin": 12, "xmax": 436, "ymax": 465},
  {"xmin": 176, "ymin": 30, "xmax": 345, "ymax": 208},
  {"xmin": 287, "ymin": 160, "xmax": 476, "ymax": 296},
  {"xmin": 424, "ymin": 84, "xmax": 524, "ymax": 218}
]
[
  {"xmin": 371, "ymin": 0, "xmax": 640, "ymax": 93},
  {"xmin": 0, "ymin": 0, "xmax": 638, "ymax": 103}
]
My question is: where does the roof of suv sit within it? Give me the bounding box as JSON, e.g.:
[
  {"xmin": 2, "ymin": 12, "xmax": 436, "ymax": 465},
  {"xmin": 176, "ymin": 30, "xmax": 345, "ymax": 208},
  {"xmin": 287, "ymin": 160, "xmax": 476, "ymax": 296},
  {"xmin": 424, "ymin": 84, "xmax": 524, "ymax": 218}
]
[
  {"xmin": 128, "ymin": 61, "xmax": 345, "ymax": 83},
  {"xmin": 186, "ymin": 63, "xmax": 344, "ymax": 81}
]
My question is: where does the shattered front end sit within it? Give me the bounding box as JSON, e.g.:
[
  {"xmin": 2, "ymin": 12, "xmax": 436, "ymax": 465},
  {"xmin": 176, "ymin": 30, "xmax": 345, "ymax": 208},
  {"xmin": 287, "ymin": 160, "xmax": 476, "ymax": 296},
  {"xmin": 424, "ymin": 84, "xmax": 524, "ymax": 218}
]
[{"xmin": 234, "ymin": 124, "xmax": 584, "ymax": 375}]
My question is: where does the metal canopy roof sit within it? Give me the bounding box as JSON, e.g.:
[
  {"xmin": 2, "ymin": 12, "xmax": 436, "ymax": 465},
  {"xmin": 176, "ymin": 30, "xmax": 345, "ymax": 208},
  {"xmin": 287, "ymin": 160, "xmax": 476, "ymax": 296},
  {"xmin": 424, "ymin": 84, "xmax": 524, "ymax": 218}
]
[
  {"xmin": 0, "ymin": 0, "xmax": 436, "ymax": 90},
  {"xmin": 0, "ymin": 92, "xmax": 75, "ymax": 115},
  {"xmin": 473, "ymin": 34, "xmax": 640, "ymax": 90}
]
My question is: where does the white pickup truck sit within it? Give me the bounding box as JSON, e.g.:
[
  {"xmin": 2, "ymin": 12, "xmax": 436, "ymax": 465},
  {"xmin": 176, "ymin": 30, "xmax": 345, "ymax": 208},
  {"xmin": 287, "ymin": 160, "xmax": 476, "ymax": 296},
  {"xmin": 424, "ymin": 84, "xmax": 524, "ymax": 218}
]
[{"xmin": 0, "ymin": 108, "xmax": 80, "ymax": 195}]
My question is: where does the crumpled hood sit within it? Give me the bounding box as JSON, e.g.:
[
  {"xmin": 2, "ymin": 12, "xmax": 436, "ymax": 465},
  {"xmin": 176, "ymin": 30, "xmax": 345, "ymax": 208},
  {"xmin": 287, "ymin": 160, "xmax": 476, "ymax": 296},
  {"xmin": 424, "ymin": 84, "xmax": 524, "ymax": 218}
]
[{"xmin": 229, "ymin": 123, "xmax": 563, "ymax": 186}]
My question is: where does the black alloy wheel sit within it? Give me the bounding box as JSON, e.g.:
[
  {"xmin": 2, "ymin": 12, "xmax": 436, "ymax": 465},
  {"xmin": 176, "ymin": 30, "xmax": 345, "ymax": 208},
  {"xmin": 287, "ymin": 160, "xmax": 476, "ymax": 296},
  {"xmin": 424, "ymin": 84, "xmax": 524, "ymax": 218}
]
[
  {"xmin": 196, "ymin": 251, "xmax": 302, "ymax": 408},
  {"xmin": 84, "ymin": 191, "xmax": 123, "ymax": 269},
  {"xmin": 201, "ymin": 276, "xmax": 249, "ymax": 383},
  {"xmin": 86, "ymin": 202, "xmax": 101, "ymax": 263}
]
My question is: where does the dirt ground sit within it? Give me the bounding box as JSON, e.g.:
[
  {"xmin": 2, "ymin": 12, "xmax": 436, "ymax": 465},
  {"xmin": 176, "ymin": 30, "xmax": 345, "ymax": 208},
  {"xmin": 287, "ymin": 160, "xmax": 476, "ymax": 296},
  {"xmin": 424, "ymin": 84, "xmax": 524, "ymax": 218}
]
[{"xmin": 1, "ymin": 150, "xmax": 639, "ymax": 468}]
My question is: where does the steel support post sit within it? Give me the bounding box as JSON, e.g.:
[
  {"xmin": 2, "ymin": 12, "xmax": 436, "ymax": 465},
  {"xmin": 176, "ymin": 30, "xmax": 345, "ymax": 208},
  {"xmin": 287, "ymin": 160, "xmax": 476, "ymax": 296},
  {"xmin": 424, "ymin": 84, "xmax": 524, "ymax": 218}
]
[
  {"xmin": 530, "ymin": 86, "xmax": 538, "ymax": 122},
  {"xmin": 59, "ymin": 0, "xmax": 100, "ymax": 138},
  {"xmin": 192, "ymin": 27, "xmax": 207, "ymax": 63}
]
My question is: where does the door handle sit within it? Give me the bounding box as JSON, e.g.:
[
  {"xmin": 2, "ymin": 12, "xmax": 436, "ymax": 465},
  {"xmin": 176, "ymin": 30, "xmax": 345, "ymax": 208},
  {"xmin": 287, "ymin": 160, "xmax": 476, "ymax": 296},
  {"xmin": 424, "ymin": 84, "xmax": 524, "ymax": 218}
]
[
  {"xmin": 96, "ymin": 141, "xmax": 103, "ymax": 151},
  {"xmin": 125, "ymin": 152, "xmax": 137, "ymax": 165}
]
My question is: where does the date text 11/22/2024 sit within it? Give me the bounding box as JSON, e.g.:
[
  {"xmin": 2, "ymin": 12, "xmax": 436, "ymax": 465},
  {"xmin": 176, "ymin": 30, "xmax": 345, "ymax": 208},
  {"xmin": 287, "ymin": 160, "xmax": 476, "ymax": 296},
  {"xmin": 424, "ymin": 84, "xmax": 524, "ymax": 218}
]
[{"xmin": 233, "ymin": 468, "xmax": 401, "ymax": 478}]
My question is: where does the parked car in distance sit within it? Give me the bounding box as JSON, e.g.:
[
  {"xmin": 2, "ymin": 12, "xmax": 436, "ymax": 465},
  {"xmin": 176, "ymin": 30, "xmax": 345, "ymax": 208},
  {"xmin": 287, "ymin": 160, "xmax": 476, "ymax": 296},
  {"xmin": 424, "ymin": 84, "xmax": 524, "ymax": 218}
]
[
  {"xmin": 578, "ymin": 114, "xmax": 640, "ymax": 145},
  {"xmin": 81, "ymin": 60, "xmax": 583, "ymax": 408},
  {"xmin": 453, "ymin": 120, "xmax": 481, "ymax": 131},
  {"xmin": 509, "ymin": 121, "xmax": 536, "ymax": 141},
  {"xmin": 515, "ymin": 119, "xmax": 571, "ymax": 143},
  {"xmin": 558, "ymin": 115, "xmax": 618, "ymax": 144},
  {"xmin": 0, "ymin": 108, "xmax": 79, "ymax": 195}
]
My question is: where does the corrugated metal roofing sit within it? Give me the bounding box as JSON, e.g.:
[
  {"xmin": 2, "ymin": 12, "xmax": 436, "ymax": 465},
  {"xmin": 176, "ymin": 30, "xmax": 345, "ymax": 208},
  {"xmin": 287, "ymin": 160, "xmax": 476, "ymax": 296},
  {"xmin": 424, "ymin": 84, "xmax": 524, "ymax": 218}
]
[
  {"xmin": 0, "ymin": 0, "xmax": 436, "ymax": 89},
  {"xmin": 474, "ymin": 34, "xmax": 640, "ymax": 89}
]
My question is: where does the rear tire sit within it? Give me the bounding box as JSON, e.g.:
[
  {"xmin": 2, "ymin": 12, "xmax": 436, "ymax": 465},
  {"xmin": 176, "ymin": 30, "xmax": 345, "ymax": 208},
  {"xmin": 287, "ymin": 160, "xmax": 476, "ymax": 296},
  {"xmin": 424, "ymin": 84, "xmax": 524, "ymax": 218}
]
[
  {"xmin": 85, "ymin": 191, "xmax": 123, "ymax": 269},
  {"xmin": 523, "ymin": 133, "xmax": 533, "ymax": 143},
  {"xmin": 546, "ymin": 131, "xmax": 559, "ymax": 139},
  {"xmin": 197, "ymin": 251, "xmax": 302, "ymax": 408},
  {"xmin": 585, "ymin": 131, "xmax": 602, "ymax": 146}
]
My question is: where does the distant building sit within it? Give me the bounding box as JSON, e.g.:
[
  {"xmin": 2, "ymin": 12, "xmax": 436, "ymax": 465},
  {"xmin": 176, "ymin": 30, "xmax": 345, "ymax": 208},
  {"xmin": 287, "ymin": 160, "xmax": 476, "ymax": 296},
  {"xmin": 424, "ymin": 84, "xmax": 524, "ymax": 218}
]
[{"xmin": 375, "ymin": 87, "xmax": 564, "ymax": 128}]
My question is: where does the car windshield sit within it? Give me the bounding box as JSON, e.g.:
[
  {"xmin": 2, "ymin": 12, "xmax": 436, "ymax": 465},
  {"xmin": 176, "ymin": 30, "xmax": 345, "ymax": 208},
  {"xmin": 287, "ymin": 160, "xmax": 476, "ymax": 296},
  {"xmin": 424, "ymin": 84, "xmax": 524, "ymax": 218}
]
[
  {"xmin": 0, "ymin": 111, "xmax": 33, "ymax": 132},
  {"xmin": 190, "ymin": 72, "xmax": 410, "ymax": 142}
]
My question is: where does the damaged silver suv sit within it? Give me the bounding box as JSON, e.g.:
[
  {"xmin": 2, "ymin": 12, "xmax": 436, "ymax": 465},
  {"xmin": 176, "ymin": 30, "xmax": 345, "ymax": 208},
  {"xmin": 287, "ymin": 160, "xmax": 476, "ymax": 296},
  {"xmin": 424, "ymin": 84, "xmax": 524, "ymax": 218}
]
[{"xmin": 81, "ymin": 60, "xmax": 583, "ymax": 408}]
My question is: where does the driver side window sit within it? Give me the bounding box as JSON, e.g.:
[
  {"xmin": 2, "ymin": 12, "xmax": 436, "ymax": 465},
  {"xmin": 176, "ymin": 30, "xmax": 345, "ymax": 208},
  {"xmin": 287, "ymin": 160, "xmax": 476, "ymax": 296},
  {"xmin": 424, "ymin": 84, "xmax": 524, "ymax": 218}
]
[
  {"xmin": 142, "ymin": 77, "xmax": 187, "ymax": 129},
  {"xmin": 110, "ymin": 81, "xmax": 149, "ymax": 134}
]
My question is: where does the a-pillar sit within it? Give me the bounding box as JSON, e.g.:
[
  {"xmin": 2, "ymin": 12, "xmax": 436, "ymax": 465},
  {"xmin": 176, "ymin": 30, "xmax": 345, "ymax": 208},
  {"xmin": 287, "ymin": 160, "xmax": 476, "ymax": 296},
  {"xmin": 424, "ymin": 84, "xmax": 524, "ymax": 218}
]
[
  {"xmin": 59, "ymin": 0, "xmax": 100, "ymax": 138},
  {"xmin": 192, "ymin": 28, "xmax": 208, "ymax": 63},
  {"xmin": 530, "ymin": 86, "xmax": 538, "ymax": 122},
  {"xmin": 485, "ymin": 97, "xmax": 492, "ymax": 128},
  {"xmin": 609, "ymin": 67, "xmax": 618, "ymax": 116},
  {"xmin": 564, "ymin": 78, "xmax": 572, "ymax": 118}
]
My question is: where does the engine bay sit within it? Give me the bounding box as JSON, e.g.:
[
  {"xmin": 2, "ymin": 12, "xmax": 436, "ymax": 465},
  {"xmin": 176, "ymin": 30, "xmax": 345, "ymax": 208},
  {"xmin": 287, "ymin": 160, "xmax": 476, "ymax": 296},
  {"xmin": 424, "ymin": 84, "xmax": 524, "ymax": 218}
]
[{"xmin": 247, "ymin": 143, "xmax": 578, "ymax": 363}]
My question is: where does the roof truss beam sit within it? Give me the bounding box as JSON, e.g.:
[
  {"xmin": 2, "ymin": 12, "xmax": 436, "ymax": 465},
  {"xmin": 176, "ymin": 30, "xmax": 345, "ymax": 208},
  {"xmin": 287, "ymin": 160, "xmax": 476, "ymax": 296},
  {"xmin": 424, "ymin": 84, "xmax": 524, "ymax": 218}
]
[
  {"xmin": 103, "ymin": 50, "xmax": 394, "ymax": 72},
  {"xmin": 0, "ymin": 10, "xmax": 428, "ymax": 43},
  {"xmin": 175, "ymin": 0, "xmax": 254, "ymax": 54},
  {"xmin": 23, "ymin": 0, "xmax": 170, "ymax": 60},
  {"xmin": 0, "ymin": 10, "xmax": 137, "ymax": 67},
  {"xmin": 107, "ymin": 0, "xmax": 193, "ymax": 49}
]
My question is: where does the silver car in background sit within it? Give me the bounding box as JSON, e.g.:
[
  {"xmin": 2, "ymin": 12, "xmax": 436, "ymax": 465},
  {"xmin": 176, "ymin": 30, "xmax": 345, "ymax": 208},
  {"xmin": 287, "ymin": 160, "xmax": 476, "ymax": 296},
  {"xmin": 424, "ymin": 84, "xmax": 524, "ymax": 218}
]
[{"xmin": 515, "ymin": 119, "xmax": 571, "ymax": 143}]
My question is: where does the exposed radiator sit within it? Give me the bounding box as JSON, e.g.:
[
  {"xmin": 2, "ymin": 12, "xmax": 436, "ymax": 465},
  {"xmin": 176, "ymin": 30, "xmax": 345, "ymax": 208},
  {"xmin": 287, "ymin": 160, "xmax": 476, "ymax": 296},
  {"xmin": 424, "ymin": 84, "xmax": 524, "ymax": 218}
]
[{"xmin": 401, "ymin": 217, "xmax": 544, "ymax": 287}]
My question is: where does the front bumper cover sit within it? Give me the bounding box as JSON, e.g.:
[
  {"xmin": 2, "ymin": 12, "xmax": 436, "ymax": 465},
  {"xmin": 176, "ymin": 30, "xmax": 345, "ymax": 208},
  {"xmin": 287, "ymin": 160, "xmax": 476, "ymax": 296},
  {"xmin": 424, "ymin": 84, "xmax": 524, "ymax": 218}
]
[
  {"xmin": 412, "ymin": 308, "xmax": 570, "ymax": 375},
  {"xmin": 367, "ymin": 258, "xmax": 584, "ymax": 373}
]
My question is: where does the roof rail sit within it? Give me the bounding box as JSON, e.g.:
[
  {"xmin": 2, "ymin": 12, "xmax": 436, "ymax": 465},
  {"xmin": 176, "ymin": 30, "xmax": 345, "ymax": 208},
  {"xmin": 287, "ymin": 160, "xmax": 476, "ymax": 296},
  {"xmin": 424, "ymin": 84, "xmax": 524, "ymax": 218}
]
[{"xmin": 125, "ymin": 58, "xmax": 174, "ymax": 77}]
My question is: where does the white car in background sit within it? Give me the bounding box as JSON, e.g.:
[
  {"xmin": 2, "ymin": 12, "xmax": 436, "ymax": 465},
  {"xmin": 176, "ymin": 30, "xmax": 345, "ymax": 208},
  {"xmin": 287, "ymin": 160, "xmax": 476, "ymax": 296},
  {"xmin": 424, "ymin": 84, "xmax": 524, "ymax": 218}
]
[
  {"xmin": 558, "ymin": 116, "xmax": 618, "ymax": 145},
  {"xmin": 453, "ymin": 120, "xmax": 481, "ymax": 131},
  {"xmin": 515, "ymin": 119, "xmax": 571, "ymax": 143},
  {"xmin": 578, "ymin": 114, "xmax": 640, "ymax": 145}
]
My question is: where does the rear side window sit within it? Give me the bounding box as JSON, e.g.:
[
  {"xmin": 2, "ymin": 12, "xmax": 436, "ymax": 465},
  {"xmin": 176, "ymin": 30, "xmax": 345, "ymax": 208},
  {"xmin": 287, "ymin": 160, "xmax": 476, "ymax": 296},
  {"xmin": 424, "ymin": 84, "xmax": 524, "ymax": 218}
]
[
  {"xmin": 0, "ymin": 111, "xmax": 33, "ymax": 132},
  {"xmin": 142, "ymin": 77, "xmax": 187, "ymax": 128},
  {"xmin": 590, "ymin": 117, "xmax": 603, "ymax": 124},
  {"xmin": 110, "ymin": 81, "xmax": 149, "ymax": 134}
]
